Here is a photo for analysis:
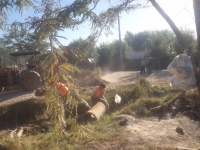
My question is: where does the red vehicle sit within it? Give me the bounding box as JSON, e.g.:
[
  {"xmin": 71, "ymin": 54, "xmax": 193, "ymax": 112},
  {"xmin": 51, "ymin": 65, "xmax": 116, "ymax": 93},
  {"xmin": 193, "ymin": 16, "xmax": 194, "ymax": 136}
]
[{"xmin": 0, "ymin": 51, "xmax": 42, "ymax": 91}]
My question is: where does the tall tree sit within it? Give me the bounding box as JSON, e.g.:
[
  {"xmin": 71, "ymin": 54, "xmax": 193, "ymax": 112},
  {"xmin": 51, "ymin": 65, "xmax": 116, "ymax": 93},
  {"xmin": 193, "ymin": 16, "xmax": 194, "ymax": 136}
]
[
  {"xmin": 149, "ymin": 0, "xmax": 186, "ymax": 52},
  {"xmin": 146, "ymin": 30, "xmax": 173, "ymax": 69},
  {"xmin": 0, "ymin": 0, "xmax": 33, "ymax": 29},
  {"xmin": 149, "ymin": 0, "xmax": 200, "ymax": 95},
  {"xmin": 68, "ymin": 37, "xmax": 96, "ymax": 59},
  {"xmin": 0, "ymin": 23, "xmax": 49, "ymax": 52},
  {"xmin": 172, "ymin": 29, "xmax": 197, "ymax": 55},
  {"xmin": 193, "ymin": 0, "xmax": 200, "ymax": 56},
  {"xmin": 124, "ymin": 31, "xmax": 149, "ymax": 51},
  {"xmin": 193, "ymin": 0, "xmax": 200, "ymax": 95}
]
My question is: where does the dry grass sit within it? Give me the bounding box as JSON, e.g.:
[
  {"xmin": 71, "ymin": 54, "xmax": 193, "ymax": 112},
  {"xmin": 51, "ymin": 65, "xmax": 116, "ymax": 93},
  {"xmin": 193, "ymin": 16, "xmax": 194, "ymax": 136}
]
[{"xmin": 0, "ymin": 79, "xmax": 199, "ymax": 150}]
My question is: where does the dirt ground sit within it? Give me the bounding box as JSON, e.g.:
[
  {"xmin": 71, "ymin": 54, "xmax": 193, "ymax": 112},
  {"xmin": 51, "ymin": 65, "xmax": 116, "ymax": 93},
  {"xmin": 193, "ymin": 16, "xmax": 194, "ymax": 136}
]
[
  {"xmin": 84, "ymin": 114, "xmax": 200, "ymax": 150},
  {"xmin": 0, "ymin": 90, "xmax": 34, "ymax": 106},
  {"xmin": 0, "ymin": 70, "xmax": 171, "ymax": 105},
  {"xmin": 1, "ymin": 70, "xmax": 200, "ymax": 149},
  {"xmin": 101, "ymin": 69, "xmax": 172, "ymax": 87},
  {"xmin": 99, "ymin": 70, "xmax": 200, "ymax": 150}
]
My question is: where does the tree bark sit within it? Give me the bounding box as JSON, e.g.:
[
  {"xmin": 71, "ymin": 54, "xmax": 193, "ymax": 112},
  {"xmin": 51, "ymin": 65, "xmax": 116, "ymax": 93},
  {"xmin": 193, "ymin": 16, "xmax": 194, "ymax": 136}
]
[
  {"xmin": 150, "ymin": 0, "xmax": 200, "ymax": 97},
  {"xmin": 193, "ymin": 0, "xmax": 200, "ymax": 96},
  {"xmin": 193, "ymin": 0, "xmax": 200, "ymax": 57},
  {"xmin": 149, "ymin": 0, "xmax": 186, "ymax": 52}
]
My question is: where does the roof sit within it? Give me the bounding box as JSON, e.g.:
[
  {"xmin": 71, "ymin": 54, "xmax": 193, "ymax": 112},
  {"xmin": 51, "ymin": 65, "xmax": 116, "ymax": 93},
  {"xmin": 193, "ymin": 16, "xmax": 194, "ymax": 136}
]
[{"xmin": 10, "ymin": 51, "xmax": 41, "ymax": 56}]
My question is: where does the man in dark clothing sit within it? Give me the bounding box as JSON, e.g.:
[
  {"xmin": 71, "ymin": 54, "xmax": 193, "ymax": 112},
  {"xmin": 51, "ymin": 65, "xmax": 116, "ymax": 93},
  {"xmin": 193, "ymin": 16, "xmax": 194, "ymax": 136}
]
[
  {"xmin": 147, "ymin": 57, "xmax": 152, "ymax": 74},
  {"xmin": 27, "ymin": 55, "xmax": 36, "ymax": 70},
  {"xmin": 140, "ymin": 57, "xmax": 146, "ymax": 74}
]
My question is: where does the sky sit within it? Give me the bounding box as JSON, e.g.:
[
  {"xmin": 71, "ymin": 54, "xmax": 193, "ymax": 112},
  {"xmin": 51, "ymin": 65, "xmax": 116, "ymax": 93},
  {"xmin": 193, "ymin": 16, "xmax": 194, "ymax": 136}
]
[{"xmin": 0, "ymin": 0, "xmax": 196, "ymax": 46}]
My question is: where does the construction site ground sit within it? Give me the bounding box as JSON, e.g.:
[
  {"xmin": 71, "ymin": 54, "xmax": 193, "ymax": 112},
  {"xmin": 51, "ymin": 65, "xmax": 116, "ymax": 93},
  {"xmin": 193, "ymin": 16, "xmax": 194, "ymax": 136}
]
[{"xmin": 0, "ymin": 70, "xmax": 200, "ymax": 150}]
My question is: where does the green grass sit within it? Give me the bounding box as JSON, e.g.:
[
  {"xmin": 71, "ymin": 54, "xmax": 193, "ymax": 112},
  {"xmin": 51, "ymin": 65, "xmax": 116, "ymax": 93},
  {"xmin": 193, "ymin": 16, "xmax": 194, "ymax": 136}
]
[{"xmin": 0, "ymin": 79, "xmax": 196, "ymax": 150}]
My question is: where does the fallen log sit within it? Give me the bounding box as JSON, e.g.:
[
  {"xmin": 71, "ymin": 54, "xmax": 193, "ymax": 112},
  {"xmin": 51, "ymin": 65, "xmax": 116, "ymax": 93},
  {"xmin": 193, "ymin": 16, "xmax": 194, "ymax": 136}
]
[{"xmin": 150, "ymin": 91, "xmax": 186, "ymax": 112}]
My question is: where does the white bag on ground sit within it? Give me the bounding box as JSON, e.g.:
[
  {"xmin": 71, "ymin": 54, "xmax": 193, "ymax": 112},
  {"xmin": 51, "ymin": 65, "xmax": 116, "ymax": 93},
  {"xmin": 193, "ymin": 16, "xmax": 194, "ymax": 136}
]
[
  {"xmin": 167, "ymin": 51, "xmax": 196, "ymax": 90},
  {"xmin": 115, "ymin": 94, "xmax": 121, "ymax": 104},
  {"xmin": 170, "ymin": 75, "xmax": 196, "ymax": 90},
  {"xmin": 167, "ymin": 54, "xmax": 193, "ymax": 79}
]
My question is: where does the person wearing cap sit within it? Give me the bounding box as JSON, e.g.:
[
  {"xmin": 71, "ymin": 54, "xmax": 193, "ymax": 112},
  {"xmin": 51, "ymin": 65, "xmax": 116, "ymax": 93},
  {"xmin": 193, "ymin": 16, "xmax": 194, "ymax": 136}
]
[{"xmin": 91, "ymin": 83, "xmax": 107, "ymax": 106}]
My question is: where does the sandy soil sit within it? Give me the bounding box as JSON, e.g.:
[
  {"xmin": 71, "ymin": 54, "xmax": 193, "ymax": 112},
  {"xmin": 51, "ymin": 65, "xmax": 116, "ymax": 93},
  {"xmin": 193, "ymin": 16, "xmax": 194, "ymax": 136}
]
[
  {"xmin": 99, "ymin": 70, "xmax": 200, "ymax": 150},
  {"xmin": 123, "ymin": 114, "xmax": 200, "ymax": 149},
  {"xmin": 0, "ymin": 70, "xmax": 172, "ymax": 105},
  {"xmin": 84, "ymin": 114, "xmax": 200, "ymax": 150},
  {"xmin": 101, "ymin": 70, "xmax": 172, "ymax": 87}
]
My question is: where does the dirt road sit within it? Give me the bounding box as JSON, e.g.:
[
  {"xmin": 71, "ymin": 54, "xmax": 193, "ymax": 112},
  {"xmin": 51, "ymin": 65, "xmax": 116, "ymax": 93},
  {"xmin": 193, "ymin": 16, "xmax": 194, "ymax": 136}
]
[
  {"xmin": 0, "ymin": 70, "xmax": 172, "ymax": 105},
  {"xmin": 0, "ymin": 90, "xmax": 34, "ymax": 106},
  {"xmin": 101, "ymin": 69, "xmax": 172, "ymax": 87}
]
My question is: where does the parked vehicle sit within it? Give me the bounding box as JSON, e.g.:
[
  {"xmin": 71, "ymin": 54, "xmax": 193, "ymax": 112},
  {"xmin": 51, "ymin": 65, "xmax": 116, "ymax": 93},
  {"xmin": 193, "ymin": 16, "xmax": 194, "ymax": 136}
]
[{"xmin": 0, "ymin": 51, "xmax": 42, "ymax": 91}]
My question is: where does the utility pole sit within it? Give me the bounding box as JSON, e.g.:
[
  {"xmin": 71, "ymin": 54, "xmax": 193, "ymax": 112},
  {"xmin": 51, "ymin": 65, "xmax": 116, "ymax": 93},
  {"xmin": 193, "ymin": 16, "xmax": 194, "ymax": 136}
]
[{"xmin": 118, "ymin": 14, "xmax": 123, "ymax": 70}]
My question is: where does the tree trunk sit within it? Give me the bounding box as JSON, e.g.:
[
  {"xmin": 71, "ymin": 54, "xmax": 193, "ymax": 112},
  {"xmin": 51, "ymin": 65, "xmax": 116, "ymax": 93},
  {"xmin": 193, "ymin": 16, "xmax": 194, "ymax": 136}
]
[
  {"xmin": 149, "ymin": 0, "xmax": 186, "ymax": 52},
  {"xmin": 158, "ymin": 57, "xmax": 161, "ymax": 70},
  {"xmin": 193, "ymin": 0, "xmax": 200, "ymax": 96},
  {"xmin": 150, "ymin": 0, "xmax": 200, "ymax": 97},
  {"xmin": 193, "ymin": 0, "xmax": 200, "ymax": 56}
]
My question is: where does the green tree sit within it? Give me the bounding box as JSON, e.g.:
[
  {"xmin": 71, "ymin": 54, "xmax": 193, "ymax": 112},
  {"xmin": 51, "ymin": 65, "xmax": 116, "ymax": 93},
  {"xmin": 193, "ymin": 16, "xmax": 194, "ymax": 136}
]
[
  {"xmin": 96, "ymin": 40, "xmax": 131, "ymax": 71},
  {"xmin": 68, "ymin": 37, "xmax": 96, "ymax": 59},
  {"xmin": 0, "ymin": 0, "xmax": 148, "ymax": 136},
  {"xmin": 0, "ymin": 23, "xmax": 49, "ymax": 52},
  {"xmin": 149, "ymin": 0, "xmax": 200, "ymax": 95},
  {"xmin": 96, "ymin": 43, "xmax": 111, "ymax": 69},
  {"xmin": 172, "ymin": 29, "xmax": 197, "ymax": 55},
  {"xmin": 0, "ymin": 0, "xmax": 33, "ymax": 28},
  {"xmin": 124, "ymin": 31, "xmax": 149, "ymax": 51},
  {"xmin": 146, "ymin": 30, "xmax": 173, "ymax": 69},
  {"xmin": 0, "ymin": 45, "xmax": 14, "ymax": 67}
]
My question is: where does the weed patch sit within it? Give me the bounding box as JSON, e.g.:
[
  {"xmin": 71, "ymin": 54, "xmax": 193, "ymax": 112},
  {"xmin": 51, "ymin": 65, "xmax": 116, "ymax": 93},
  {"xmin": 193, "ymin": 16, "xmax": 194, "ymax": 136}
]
[
  {"xmin": 106, "ymin": 79, "xmax": 177, "ymax": 115},
  {"xmin": 0, "ymin": 99, "xmax": 46, "ymax": 130},
  {"xmin": 1, "ymin": 79, "xmax": 199, "ymax": 150}
]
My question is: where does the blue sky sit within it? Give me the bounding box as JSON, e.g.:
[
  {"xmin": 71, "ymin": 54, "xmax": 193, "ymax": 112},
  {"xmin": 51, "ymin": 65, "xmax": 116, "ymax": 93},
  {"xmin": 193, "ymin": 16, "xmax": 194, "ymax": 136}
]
[{"xmin": 0, "ymin": 0, "xmax": 195, "ymax": 46}]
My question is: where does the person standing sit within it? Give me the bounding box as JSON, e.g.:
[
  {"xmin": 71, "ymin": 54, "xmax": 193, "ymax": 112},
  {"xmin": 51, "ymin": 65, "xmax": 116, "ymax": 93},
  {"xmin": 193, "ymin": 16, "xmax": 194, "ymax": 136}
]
[
  {"xmin": 28, "ymin": 55, "xmax": 36, "ymax": 65},
  {"xmin": 141, "ymin": 56, "xmax": 146, "ymax": 74},
  {"xmin": 147, "ymin": 56, "xmax": 152, "ymax": 74},
  {"xmin": 27, "ymin": 55, "xmax": 36, "ymax": 70}
]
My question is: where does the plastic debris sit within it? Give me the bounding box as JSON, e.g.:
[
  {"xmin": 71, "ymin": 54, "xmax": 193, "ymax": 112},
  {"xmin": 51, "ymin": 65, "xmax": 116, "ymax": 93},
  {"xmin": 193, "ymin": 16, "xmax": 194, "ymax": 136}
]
[
  {"xmin": 17, "ymin": 128, "xmax": 24, "ymax": 138},
  {"xmin": 115, "ymin": 94, "xmax": 121, "ymax": 104},
  {"xmin": 167, "ymin": 53, "xmax": 196, "ymax": 90}
]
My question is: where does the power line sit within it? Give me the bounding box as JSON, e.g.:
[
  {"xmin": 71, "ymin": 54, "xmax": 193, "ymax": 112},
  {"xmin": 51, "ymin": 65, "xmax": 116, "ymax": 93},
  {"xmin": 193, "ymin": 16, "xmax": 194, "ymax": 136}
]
[{"xmin": 180, "ymin": 22, "xmax": 195, "ymax": 28}]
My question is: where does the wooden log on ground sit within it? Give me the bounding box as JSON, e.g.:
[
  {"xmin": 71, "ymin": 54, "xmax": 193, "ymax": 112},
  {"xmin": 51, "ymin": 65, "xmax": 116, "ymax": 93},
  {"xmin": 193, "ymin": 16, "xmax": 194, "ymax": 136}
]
[{"xmin": 150, "ymin": 91, "xmax": 186, "ymax": 112}]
